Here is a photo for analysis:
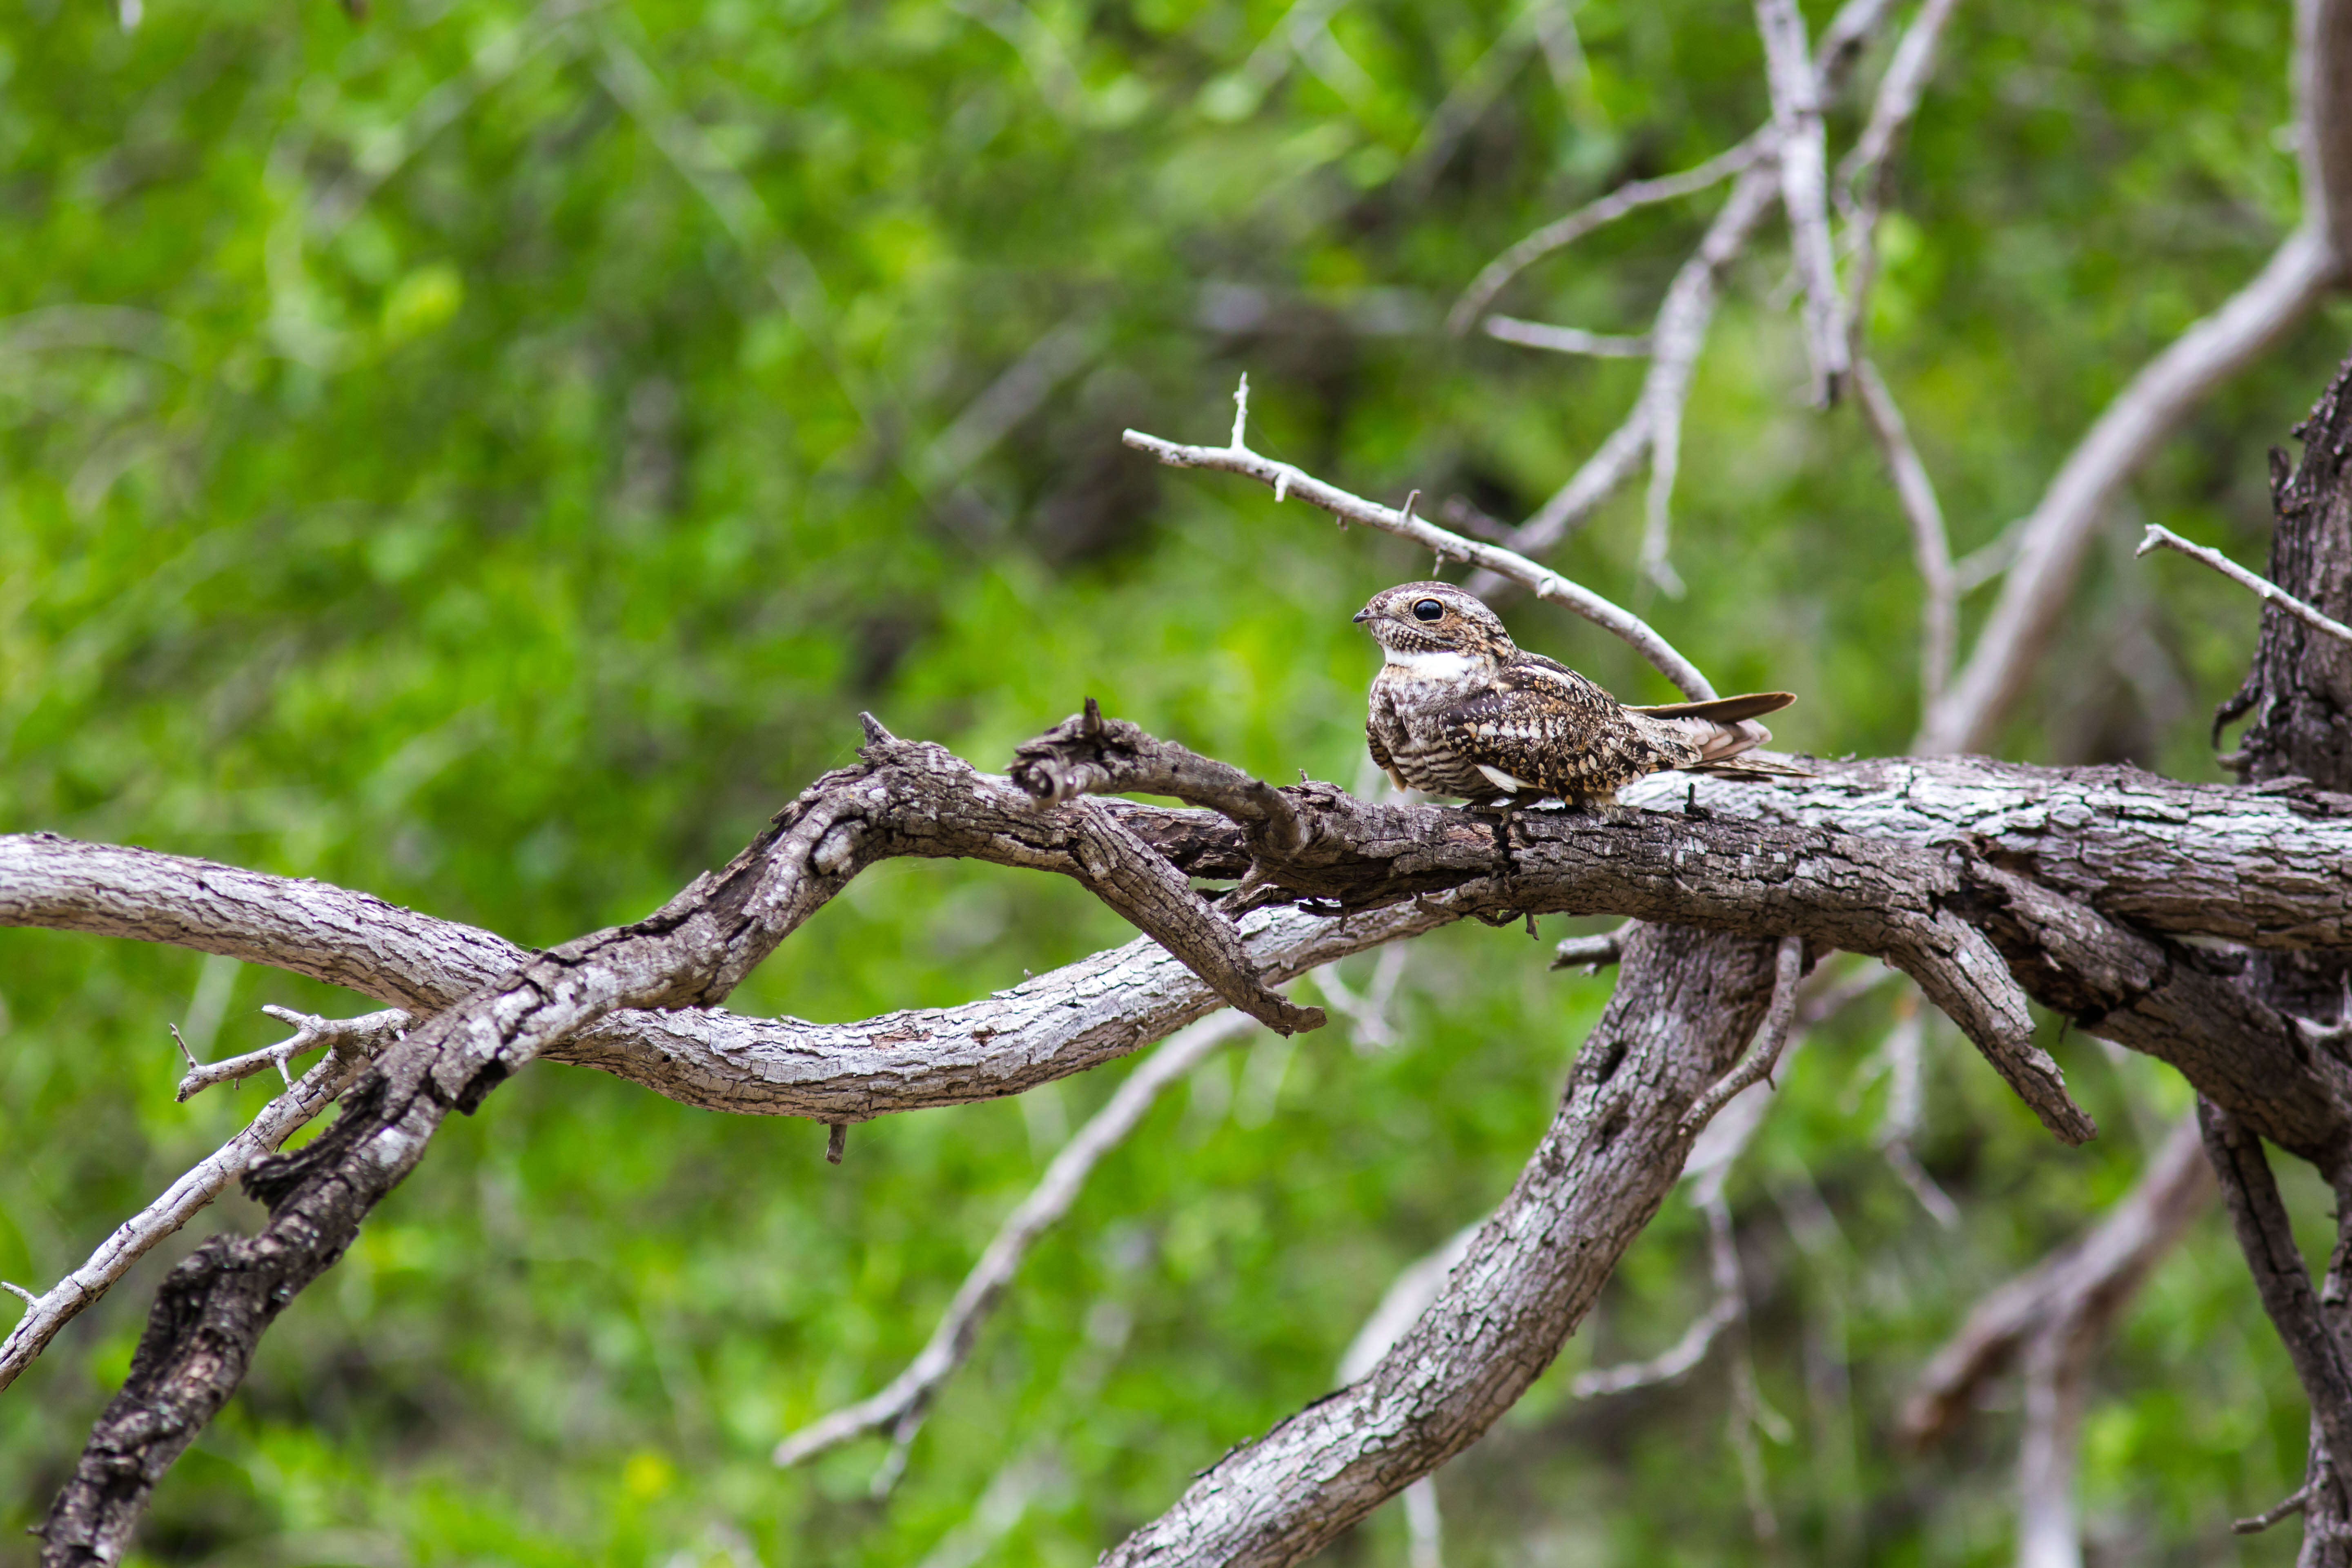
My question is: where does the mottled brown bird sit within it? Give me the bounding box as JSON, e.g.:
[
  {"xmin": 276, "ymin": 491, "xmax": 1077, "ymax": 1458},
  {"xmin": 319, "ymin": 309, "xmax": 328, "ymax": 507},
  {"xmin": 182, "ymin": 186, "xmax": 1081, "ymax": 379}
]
[{"xmin": 1354, "ymin": 581, "xmax": 1806, "ymax": 808}]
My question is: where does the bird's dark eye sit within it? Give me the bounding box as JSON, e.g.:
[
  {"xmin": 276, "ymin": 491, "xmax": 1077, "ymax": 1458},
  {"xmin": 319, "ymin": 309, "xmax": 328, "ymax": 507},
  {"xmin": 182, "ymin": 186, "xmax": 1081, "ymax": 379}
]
[{"xmin": 1412, "ymin": 599, "xmax": 1445, "ymax": 622}]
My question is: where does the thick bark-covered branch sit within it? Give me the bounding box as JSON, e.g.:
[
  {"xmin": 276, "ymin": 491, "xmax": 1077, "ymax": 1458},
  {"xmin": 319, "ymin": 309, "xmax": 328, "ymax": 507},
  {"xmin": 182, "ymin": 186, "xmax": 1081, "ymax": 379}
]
[
  {"xmin": 2200, "ymin": 1099, "xmax": 2352, "ymax": 1493},
  {"xmin": 1099, "ymin": 926, "xmax": 1782, "ymax": 1567},
  {"xmin": 24, "ymin": 726, "xmax": 1340, "ymax": 1564},
  {"xmin": 21, "ymin": 708, "xmax": 2352, "ymax": 1555}
]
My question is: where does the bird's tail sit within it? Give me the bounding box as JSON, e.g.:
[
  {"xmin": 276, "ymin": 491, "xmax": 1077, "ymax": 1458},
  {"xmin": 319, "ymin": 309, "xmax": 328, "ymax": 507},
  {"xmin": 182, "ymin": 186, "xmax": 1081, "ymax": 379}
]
[{"xmin": 1625, "ymin": 691, "xmax": 1811, "ymax": 779}]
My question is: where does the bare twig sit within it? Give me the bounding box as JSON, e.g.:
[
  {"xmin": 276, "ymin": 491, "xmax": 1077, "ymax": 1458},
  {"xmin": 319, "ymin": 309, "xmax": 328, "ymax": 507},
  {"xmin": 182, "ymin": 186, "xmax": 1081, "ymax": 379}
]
[
  {"xmin": 0, "ymin": 1025, "xmax": 393, "ymax": 1392},
  {"xmin": 1551, "ymin": 920, "xmax": 1634, "ymax": 972},
  {"xmin": 1123, "ymin": 399, "xmax": 1718, "ymax": 701},
  {"xmin": 1853, "ymin": 359, "xmax": 1959, "ymax": 703},
  {"xmin": 2198, "ymin": 1097, "xmax": 2352, "ymax": 1525},
  {"xmin": 1834, "ymin": 0, "xmax": 1963, "ymax": 334},
  {"xmin": 1446, "ymin": 136, "xmax": 1771, "ymax": 336},
  {"xmin": 1891, "ymin": 0, "xmax": 2352, "ymax": 755},
  {"xmin": 1831, "ymin": 0, "xmax": 1961, "ymax": 713},
  {"xmin": 2138, "ymin": 523, "xmax": 2352, "ymax": 646},
  {"xmin": 1305, "ymin": 945, "xmax": 1408, "ymax": 1051},
  {"xmin": 1480, "ymin": 316, "xmax": 1653, "ymax": 358},
  {"xmin": 2236, "ymin": 1481, "xmax": 2314, "ymax": 1534},
  {"xmin": 174, "ymin": 1006, "xmax": 408, "ymax": 1101},
  {"xmin": 1751, "ymin": 0, "xmax": 1847, "ymax": 405},
  {"xmin": 1466, "ymin": 0, "xmax": 1902, "ymax": 572},
  {"xmin": 1874, "ymin": 989, "xmax": 1960, "ymax": 1227},
  {"xmin": 773, "ymin": 1009, "xmax": 1258, "ymax": 1475},
  {"xmin": 1570, "ymin": 1248, "xmax": 1740, "ymax": 1398},
  {"xmin": 1680, "ymin": 936, "xmax": 1806, "ymax": 1135}
]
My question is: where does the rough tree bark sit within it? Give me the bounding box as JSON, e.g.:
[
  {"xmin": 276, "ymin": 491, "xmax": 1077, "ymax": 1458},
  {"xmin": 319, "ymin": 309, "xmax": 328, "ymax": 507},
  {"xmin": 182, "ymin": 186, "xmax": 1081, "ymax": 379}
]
[
  {"xmin": 1097, "ymin": 926, "xmax": 1783, "ymax": 1567},
  {"xmin": 2200, "ymin": 359, "xmax": 2352, "ymax": 1566}
]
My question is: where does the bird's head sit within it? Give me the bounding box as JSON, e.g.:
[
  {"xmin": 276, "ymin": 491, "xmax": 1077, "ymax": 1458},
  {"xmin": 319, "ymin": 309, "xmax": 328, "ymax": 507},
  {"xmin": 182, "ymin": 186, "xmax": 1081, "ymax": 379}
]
[{"xmin": 1352, "ymin": 582, "xmax": 1517, "ymax": 666}]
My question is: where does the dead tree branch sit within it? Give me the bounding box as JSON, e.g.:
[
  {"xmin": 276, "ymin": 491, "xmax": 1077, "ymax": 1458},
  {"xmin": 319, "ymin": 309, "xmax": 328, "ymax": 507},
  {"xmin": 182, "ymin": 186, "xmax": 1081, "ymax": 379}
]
[
  {"xmin": 1854, "ymin": 358, "xmax": 1959, "ymax": 702},
  {"xmin": 2198, "ymin": 1098, "xmax": 2352, "ymax": 1545},
  {"xmin": 1751, "ymin": 0, "xmax": 1846, "ymax": 405},
  {"xmin": 1679, "ymin": 935, "xmax": 1807, "ymax": 1134},
  {"xmin": 1099, "ymin": 924, "xmax": 1783, "ymax": 1567},
  {"xmin": 174, "ymin": 1006, "xmax": 408, "ymax": 1100},
  {"xmin": 24, "ymin": 722, "xmax": 1342, "ymax": 1562},
  {"xmin": 1122, "ymin": 403, "xmax": 1718, "ymax": 700},
  {"xmin": 0, "ymin": 1022, "xmax": 395, "ymax": 1394},
  {"xmin": 1450, "ymin": 0, "xmax": 1896, "ymax": 572},
  {"xmin": 1446, "ymin": 136, "xmax": 1770, "ymax": 337},
  {"xmin": 2144, "ymin": 518, "xmax": 2352, "ymax": 656},
  {"xmin": 1480, "ymin": 316, "xmax": 1653, "ymax": 358},
  {"xmin": 1920, "ymin": 226, "xmax": 2342, "ymax": 754}
]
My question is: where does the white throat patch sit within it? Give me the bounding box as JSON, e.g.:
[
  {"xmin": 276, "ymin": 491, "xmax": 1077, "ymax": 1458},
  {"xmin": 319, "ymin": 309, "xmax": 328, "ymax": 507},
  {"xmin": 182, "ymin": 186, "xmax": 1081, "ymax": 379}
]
[{"xmin": 1381, "ymin": 647, "xmax": 1479, "ymax": 680}]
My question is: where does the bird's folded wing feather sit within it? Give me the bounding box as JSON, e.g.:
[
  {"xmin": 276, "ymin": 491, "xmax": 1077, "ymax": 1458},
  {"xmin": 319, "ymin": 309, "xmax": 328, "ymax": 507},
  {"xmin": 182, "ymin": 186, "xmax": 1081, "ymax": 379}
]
[{"xmin": 1439, "ymin": 662, "xmax": 1630, "ymax": 797}]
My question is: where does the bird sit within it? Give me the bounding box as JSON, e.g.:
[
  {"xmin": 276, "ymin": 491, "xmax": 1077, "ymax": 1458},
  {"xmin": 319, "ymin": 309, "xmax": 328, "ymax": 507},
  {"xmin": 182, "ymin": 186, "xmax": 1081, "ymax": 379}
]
[{"xmin": 1353, "ymin": 581, "xmax": 1808, "ymax": 808}]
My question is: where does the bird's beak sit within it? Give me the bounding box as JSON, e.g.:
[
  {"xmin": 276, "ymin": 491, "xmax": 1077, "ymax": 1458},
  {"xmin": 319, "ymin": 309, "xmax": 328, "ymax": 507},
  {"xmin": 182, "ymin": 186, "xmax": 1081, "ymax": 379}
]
[{"xmin": 1351, "ymin": 608, "xmax": 1371, "ymax": 623}]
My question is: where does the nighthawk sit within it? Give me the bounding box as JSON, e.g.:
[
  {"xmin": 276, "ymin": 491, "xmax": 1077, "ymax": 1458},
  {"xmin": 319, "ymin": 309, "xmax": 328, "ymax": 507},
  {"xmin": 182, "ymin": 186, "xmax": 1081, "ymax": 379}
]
[{"xmin": 1354, "ymin": 581, "xmax": 1806, "ymax": 808}]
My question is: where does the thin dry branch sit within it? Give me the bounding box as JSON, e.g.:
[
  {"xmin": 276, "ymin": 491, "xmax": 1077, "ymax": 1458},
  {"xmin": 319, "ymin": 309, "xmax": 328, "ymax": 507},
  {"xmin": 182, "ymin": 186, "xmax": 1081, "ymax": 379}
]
[
  {"xmin": 174, "ymin": 1006, "xmax": 408, "ymax": 1101},
  {"xmin": 1834, "ymin": 0, "xmax": 1962, "ymax": 335},
  {"xmin": 1680, "ymin": 935, "xmax": 1807, "ymax": 1134},
  {"xmin": 1874, "ymin": 991, "xmax": 1960, "ymax": 1227},
  {"xmin": 1480, "ymin": 316, "xmax": 1653, "ymax": 358},
  {"xmin": 2138, "ymin": 523, "xmax": 2352, "ymax": 646},
  {"xmin": 1921, "ymin": 226, "xmax": 2342, "ymax": 754},
  {"xmin": 2199, "ymin": 1096, "xmax": 2352, "ymax": 1559},
  {"xmin": 1445, "ymin": 135, "xmax": 1771, "ymax": 336},
  {"xmin": 0, "ymin": 1018, "xmax": 394, "ymax": 1394},
  {"xmin": 1853, "ymin": 358, "xmax": 1959, "ymax": 702},
  {"xmin": 1469, "ymin": 0, "xmax": 1898, "ymax": 572},
  {"xmin": 1751, "ymin": 0, "xmax": 1847, "ymax": 405},
  {"xmin": 1831, "ymin": 0, "xmax": 1962, "ymax": 709},
  {"xmin": 772, "ymin": 1009, "xmax": 1257, "ymax": 1476},
  {"xmin": 1121, "ymin": 405, "xmax": 1718, "ymax": 700}
]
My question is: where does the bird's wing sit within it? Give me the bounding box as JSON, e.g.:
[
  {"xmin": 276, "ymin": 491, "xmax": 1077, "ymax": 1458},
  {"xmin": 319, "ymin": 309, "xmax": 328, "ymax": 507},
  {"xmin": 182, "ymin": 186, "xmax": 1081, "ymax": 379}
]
[
  {"xmin": 1439, "ymin": 661, "xmax": 1639, "ymax": 798},
  {"xmin": 1365, "ymin": 718, "xmax": 1394, "ymax": 772}
]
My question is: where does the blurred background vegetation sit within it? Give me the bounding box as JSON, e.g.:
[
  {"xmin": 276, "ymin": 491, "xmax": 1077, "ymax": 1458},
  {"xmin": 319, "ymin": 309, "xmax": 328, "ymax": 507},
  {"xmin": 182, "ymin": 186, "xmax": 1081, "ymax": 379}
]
[{"xmin": 2, "ymin": 0, "xmax": 2347, "ymax": 1561}]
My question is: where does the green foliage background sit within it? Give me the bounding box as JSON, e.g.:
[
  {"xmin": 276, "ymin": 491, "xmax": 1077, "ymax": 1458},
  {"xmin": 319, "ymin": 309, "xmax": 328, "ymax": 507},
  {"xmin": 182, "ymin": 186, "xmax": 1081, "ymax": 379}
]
[{"xmin": 2, "ymin": 0, "xmax": 2347, "ymax": 1561}]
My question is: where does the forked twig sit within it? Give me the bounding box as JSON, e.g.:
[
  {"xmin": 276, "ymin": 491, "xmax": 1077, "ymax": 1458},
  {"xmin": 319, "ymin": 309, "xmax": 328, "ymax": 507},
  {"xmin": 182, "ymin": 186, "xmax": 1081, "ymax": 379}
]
[
  {"xmin": 175, "ymin": 1005, "xmax": 409, "ymax": 1101},
  {"xmin": 1446, "ymin": 136, "xmax": 1771, "ymax": 336},
  {"xmin": 0, "ymin": 1023, "xmax": 396, "ymax": 1392}
]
